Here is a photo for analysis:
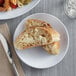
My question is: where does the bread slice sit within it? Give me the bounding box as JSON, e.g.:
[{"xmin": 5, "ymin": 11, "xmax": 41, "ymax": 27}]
[
  {"xmin": 14, "ymin": 27, "xmax": 60, "ymax": 50},
  {"xmin": 26, "ymin": 19, "xmax": 52, "ymax": 28},
  {"xmin": 25, "ymin": 19, "xmax": 60, "ymax": 42},
  {"xmin": 43, "ymin": 42, "xmax": 60, "ymax": 55},
  {"xmin": 25, "ymin": 19, "xmax": 60, "ymax": 54}
]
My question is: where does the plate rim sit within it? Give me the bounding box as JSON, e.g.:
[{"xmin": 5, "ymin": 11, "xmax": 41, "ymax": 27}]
[{"xmin": 13, "ymin": 13, "xmax": 69, "ymax": 69}]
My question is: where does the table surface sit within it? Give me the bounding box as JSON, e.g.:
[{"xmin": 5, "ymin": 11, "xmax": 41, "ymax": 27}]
[{"xmin": 0, "ymin": 0, "xmax": 76, "ymax": 76}]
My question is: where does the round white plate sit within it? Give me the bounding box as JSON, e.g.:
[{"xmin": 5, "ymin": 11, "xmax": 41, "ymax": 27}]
[
  {"xmin": 13, "ymin": 13, "xmax": 69, "ymax": 69},
  {"xmin": 0, "ymin": 0, "xmax": 40, "ymax": 20}
]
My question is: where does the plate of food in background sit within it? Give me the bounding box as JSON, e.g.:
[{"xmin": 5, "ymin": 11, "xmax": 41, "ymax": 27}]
[
  {"xmin": 13, "ymin": 13, "xmax": 69, "ymax": 69},
  {"xmin": 0, "ymin": 0, "xmax": 40, "ymax": 20}
]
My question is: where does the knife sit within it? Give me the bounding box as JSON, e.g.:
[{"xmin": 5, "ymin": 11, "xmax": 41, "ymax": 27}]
[{"xmin": 0, "ymin": 33, "xmax": 19, "ymax": 76}]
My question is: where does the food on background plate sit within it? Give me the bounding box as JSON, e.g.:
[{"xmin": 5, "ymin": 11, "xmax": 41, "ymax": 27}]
[
  {"xmin": 14, "ymin": 19, "xmax": 60, "ymax": 55},
  {"xmin": 19, "ymin": 0, "xmax": 32, "ymax": 5},
  {"xmin": 0, "ymin": 0, "xmax": 32, "ymax": 12},
  {"xmin": 0, "ymin": 0, "xmax": 10, "ymax": 11}
]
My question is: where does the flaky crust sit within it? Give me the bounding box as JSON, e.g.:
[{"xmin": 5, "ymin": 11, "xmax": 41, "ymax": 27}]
[
  {"xmin": 14, "ymin": 27, "xmax": 60, "ymax": 50},
  {"xmin": 47, "ymin": 27, "xmax": 60, "ymax": 42},
  {"xmin": 25, "ymin": 19, "xmax": 60, "ymax": 54},
  {"xmin": 26, "ymin": 19, "xmax": 60, "ymax": 42},
  {"xmin": 26, "ymin": 19, "xmax": 52, "ymax": 28},
  {"xmin": 43, "ymin": 41, "xmax": 60, "ymax": 55}
]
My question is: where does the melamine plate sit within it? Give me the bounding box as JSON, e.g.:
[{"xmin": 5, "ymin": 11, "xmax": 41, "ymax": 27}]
[
  {"xmin": 0, "ymin": 0, "xmax": 40, "ymax": 20},
  {"xmin": 14, "ymin": 13, "xmax": 69, "ymax": 69}
]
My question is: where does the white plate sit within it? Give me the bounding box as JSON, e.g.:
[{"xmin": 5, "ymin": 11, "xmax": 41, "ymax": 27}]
[
  {"xmin": 13, "ymin": 13, "xmax": 69, "ymax": 69},
  {"xmin": 0, "ymin": 0, "xmax": 40, "ymax": 20}
]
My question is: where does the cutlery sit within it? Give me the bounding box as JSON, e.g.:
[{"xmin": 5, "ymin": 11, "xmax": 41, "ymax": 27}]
[{"xmin": 0, "ymin": 33, "xmax": 19, "ymax": 76}]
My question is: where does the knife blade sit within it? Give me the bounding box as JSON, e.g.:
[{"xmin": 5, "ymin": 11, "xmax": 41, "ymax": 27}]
[{"xmin": 0, "ymin": 33, "xmax": 19, "ymax": 76}]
